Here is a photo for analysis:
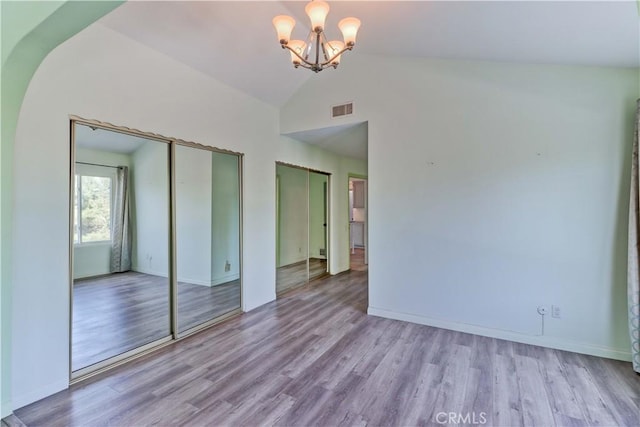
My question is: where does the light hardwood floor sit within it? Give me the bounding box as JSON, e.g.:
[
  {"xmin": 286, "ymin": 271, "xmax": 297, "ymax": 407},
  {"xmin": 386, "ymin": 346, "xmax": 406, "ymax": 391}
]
[
  {"xmin": 276, "ymin": 258, "xmax": 327, "ymax": 293},
  {"xmin": 350, "ymin": 248, "xmax": 366, "ymax": 272},
  {"xmin": 12, "ymin": 269, "xmax": 640, "ymax": 426},
  {"xmin": 73, "ymin": 272, "xmax": 240, "ymax": 370}
]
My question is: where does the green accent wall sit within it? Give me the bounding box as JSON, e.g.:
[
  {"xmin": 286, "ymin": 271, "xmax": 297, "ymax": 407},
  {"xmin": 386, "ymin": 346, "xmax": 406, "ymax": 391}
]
[{"xmin": 0, "ymin": 0, "xmax": 122, "ymax": 416}]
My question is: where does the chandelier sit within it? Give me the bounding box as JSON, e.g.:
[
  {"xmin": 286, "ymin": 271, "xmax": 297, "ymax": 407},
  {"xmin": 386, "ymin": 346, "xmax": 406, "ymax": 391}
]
[{"xmin": 272, "ymin": 0, "xmax": 361, "ymax": 73}]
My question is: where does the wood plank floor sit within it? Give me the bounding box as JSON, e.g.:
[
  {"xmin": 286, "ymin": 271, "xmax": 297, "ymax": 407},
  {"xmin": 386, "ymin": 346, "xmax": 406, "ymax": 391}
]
[
  {"xmin": 276, "ymin": 258, "xmax": 327, "ymax": 293},
  {"xmin": 350, "ymin": 248, "xmax": 366, "ymax": 272},
  {"xmin": 73, "ymin": 272, "xmax": 240, "ymax": 371},
  {"xmin": 14, "ymin": 269, "xmax": 640, "ymax": 426}
]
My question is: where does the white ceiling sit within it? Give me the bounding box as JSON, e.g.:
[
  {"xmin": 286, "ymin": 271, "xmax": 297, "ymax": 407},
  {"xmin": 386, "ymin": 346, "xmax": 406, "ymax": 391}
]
[
  {"xmin": 75, "ymin": 124, "xmax": 150, "ymax": 154},
  {"xmin": 285, "ymin": 121, "xmax": 368, "ymax": 159},
  {"xmin": 98, "ymin": 0, "xmax": 639, "ymax": 159}
]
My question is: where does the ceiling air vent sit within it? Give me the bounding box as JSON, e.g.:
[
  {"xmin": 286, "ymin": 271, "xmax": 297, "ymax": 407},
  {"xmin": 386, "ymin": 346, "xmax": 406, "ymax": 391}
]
[{"xmin": 331, "ymin": 102, "xmax": 353, "ymax": 118}]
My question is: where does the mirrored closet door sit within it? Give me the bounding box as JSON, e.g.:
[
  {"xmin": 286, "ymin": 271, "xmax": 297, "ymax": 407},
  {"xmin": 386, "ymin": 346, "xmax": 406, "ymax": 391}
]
[
  {"xmin": 275, "ymin": 163, "xmax": 330, "ymax": 294},
  {"xmin": 71, "ymin": 123, "xmax": 172, "ymax": 374},
  {"xmin": 175, "ymin": 144, "xmax": 241, "ymax": 333},
  {"xmin": 70, "ymin": 119, "xmax": 242, "ymax": 377}
]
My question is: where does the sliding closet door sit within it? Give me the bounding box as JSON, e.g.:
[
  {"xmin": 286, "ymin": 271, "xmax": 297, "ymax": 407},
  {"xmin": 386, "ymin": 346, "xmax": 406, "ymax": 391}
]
[
  {"xmin": 71, "ymin": 123, "xmax": 171, "ymax": 374},
  {"xmin": 276, "ymin": 164, "xmax": 309, "ymax": 293},
  {"xmin": 174, "ymin": 144, "xmax": 242, "ymax": 334},
  {"xmin": 71, "ymin": 118, "xmax": 245, "ymax": 378},
  {"xmin": 275, "ymin": 164, "xmax": 330, "ymax": 292}
]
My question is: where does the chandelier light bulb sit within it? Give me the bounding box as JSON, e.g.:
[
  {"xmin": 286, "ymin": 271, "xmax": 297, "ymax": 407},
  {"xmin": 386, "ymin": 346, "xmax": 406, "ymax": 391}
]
[
  {"xmin": 305, "ymin": 0, "xmax": 330, "ymax": 32},
  {"xmin": 273, "ymin": 15, "xmax": 296, "ymax": 44},
  {"xmin": 338, "ymin": 17, "xmax": 361, "ymax": 46}
]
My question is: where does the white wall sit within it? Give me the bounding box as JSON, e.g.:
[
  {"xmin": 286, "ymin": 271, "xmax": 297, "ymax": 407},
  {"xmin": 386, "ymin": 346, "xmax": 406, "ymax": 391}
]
[
  {"xmin": 282, "ymin": 53, "xmax": 638, "ymax": 360},
  {"xmin": 11, "ymin": 22, "xmax": 365, "ymax": 409},
  {"xmin": 277, "ymin": 164, "xmax": 308, "ymax": 267},
  {"xmin": 131, "ymin": 140, "xmax": 170, "ymax": 277},
  {"xmin": 175, "ymin": 144, "xmax": 212, "ymax": 285},
  {"xmin": 211, "ymin": 151, "xmax": 240, "ymax": 285},
  {"xmin": 73, "ymin": 244, "xmax": 111, "ymax": 279}
]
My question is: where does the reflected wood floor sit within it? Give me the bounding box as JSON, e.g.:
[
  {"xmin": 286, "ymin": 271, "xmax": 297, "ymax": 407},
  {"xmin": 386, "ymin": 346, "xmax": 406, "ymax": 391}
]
[
  {"xmin": 73, "ymin": 272, "xmax": 240, "ymax": 371},
  {"xmin": 15, "ymin": 270, "xmax": 640, "ymax": 426},
  {"xmin": 350, "ymin": 248, "xmax": 367, "ymax": 272},
  {"xmin": 276, "ymin": 258, "xmax": 327, "ymax": 293}
]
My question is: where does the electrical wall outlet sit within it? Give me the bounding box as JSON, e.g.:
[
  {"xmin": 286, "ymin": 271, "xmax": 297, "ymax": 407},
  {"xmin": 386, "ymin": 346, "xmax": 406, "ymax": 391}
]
[
  {"xmin": 225, "ymin": 261, "xmax": 231, "ymax": 272},
  {"xmin": 320, "ymin": 248, "xmax": 326, "ymax": 256},
  {"xmin": 537, "ymin": 306, "xmax": 548, "ymax": 315},
  {"xmin": 552, "ymin": 305, "xmax": 561, "ymax": 319}
]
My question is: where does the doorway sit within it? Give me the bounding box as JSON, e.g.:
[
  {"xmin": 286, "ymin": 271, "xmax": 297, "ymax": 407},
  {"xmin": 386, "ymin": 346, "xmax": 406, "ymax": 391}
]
[
  {"xmin": 275, "ymin": 163, "xmax": 330, "ymax": 294},
  {"xmin": 348, "ymin": 176, "xmax": 367, "ymax": 271}
]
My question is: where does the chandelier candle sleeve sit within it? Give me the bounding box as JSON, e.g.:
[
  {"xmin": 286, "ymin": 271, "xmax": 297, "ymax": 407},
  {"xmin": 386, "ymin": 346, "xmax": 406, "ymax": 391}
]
[
  {"xmin": 338, "ymin": 17, "xmax": 361, "ymax": 46},
  {"xmin": 272, "ymin": 0, "xmax": 360, "ymax": 73},
  {"xmin": 305, "ymin": 0, "xmax": 330, "ymax": 32},
  {"xmin": 273, "ymin": 15, "xmax": 295, "ymax": 44}
]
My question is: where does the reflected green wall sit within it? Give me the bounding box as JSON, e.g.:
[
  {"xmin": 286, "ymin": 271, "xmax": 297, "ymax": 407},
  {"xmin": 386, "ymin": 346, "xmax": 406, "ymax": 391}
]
[
  {"xmin": 0, "ymin": 0, "xmax": 122, "ymax": 416},
  {"xmin": 276, "ymin": 164, "xmax": 308, "ymax": 267}
]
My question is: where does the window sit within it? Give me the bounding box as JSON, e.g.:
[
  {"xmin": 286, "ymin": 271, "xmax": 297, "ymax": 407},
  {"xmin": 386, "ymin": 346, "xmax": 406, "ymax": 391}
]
[{"xmin": 74, "ymin": 173, "xmax": 113, "ymax": 244}]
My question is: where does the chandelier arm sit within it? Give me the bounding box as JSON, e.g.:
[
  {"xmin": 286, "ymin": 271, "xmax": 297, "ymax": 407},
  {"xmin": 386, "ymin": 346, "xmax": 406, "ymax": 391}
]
[
  {"xmin": 282, "ymin": 44, "xmax": 317, "ymax": 67},
  {"xmin": 319, "ymin": 45, "xmax": 353, "ymax": 67}
]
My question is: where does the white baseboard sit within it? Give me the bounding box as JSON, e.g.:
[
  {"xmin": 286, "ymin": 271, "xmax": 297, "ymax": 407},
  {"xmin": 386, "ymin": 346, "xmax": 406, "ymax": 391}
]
[
  {"xmin": 177, "ymin": 276, "xmax": 210, "ymax": 287},
  {"xmin": 368, "ymin": 306, "xmax": 632, "ymax": 362},
  {"xmin": 12, "ymin": 378, "xmax": 68, "ymax": 410},
  {"xmin": 133, "ymin": 268, "xmax": 168, "ymax": 278},
  {"xmin": 211, "ymin": 273, "xmax": 240, "ymax": 287},
  {"xmin": 176, "ymin": 273, "xmax": 240, "ymax": 287},
  {"xmin": 87, "ymin": 268, "xmax": 239, "ymax": 288}
]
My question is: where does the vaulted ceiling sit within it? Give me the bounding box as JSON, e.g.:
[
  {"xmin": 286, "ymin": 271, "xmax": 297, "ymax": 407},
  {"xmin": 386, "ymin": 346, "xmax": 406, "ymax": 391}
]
[{"xmin": 98, "ymin": 1, "xmax": 639, "ymax": 159}]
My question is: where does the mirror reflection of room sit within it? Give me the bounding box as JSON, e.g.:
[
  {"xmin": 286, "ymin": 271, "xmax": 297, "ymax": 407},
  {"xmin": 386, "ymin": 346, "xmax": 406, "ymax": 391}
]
[
  {"xmin": 72, "ymin": 122, "xmax": 244, "ymax": 374},
  {"xmin": 72, "ymin": 123, "xmax": 171, "ymax": 372},
  {"xmin": 349, "ymin": 177, "xmax": 367, "ymax": 270},
  {"xmin": 175, "ymin": 145, "xmax": 241, "ymax": 332},
  {"xmin": 275, "ymin": 164, "xmax": 329, "ymax": 293}
]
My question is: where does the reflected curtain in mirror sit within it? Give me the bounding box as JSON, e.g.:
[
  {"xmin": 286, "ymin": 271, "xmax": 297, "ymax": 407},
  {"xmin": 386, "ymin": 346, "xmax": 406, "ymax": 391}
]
[{"xmin": 111, "ymin": 165, "xmax": 131, "ymax": 273}]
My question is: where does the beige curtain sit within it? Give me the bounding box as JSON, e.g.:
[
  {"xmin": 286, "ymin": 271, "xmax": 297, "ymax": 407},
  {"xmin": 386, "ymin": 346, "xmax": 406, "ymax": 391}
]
[
  {"xmin": 627, "ymin": 99, "xmax": 640, "ymax": 373},
  {"xmin": 111, "ymin": 166, "xmax": 131, "ymax": 273}
]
